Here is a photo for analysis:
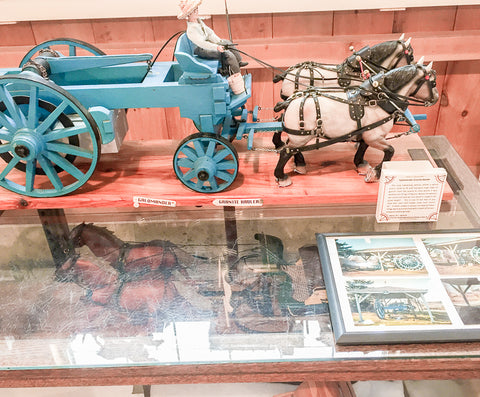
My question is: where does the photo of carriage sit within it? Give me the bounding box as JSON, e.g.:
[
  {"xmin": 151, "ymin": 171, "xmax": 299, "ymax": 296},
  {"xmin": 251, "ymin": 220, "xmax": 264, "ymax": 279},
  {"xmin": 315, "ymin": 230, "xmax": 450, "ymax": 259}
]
[
  {"xmin": 335, "ymin": 236, "xmax": 427, "ymax": 276},
  {"xmin": 345, "ymin": 278, "xmax": 450, "ymax": 326},
  {"xmin": 423, "ymin": 234, "xmax": 480, "ymax": 275}
]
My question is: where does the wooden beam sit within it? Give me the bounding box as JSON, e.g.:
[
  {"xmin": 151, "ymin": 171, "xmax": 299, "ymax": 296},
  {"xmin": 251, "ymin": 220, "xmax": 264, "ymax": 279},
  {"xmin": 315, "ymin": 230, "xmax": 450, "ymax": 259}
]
[
  {"xmin": 1, "ymin": 30, "xmax": 478, "ymax": 69},
  {"xmin": 234, "ymin": 30, "xmax": 480, "ymax": 66}
]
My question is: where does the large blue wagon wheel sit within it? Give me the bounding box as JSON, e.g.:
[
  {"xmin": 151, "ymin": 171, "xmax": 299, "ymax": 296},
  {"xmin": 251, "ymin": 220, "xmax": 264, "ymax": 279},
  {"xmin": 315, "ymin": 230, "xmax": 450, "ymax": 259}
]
[
  {"xmin": 393, "ymin": 254, "xmax": 424, "ymax": 271},
  {"xmin": 0, "ymin": 74, "xmax": 101, "ymax": 197},
  {"xmin": 20, "ymin": 38, "xmax": 106, "ymax": 67},
  {"xmin": 173, "ymin": 133, "xmax": 239, "ymax": 193}
]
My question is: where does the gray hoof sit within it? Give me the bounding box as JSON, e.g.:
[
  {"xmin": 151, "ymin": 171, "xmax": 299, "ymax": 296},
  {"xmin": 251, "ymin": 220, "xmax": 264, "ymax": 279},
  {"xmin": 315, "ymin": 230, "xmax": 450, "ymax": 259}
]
[
  {"xmin": 276, "ymin": 176, "xmax": 292, "ymax": 187},
  {"xmin": 364, "ymin": 167, "xmax": 379, "ymax": 183},
  {"xmin": 294, "ymin": 165, "xmax": 307, "ymax": 175},
  {"xmin": 356, "ymin": 161, "xmax": 370, "ymax": 176}
]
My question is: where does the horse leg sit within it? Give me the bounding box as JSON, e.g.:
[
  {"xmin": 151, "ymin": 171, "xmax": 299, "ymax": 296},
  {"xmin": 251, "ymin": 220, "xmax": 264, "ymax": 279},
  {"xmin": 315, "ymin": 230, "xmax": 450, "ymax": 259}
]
[
  {"xmin": 354, "ymin": 139, "xmax": 370, "ymax": 175},
  {"xmin": 365, "ymin": 144, "xmax": 395, "ymax": 182},
  {"xmin": 272, "ymin": 131, "xmax": 284, "ymax": 149},
  {"xmin": 274, "ymin": 147, "xmax": 295, "ymax": 187},
  {"xmin": 294, "ymin": 152, "xmax": 307, "ymax": 174}
]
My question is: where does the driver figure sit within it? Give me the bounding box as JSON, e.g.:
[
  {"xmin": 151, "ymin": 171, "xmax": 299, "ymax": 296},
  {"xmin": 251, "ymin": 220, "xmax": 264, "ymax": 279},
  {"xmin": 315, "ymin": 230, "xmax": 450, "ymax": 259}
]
[{"xmin": 178, "ymin": 0, "xmax": 247, "ymax": 94}]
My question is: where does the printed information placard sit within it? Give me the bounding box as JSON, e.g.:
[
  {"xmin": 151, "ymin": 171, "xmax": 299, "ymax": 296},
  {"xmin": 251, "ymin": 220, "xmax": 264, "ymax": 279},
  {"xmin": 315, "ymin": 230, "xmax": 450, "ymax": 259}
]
[{"xmin": 376, "ymin": 161, "xmax": 447, "ymax": 223}]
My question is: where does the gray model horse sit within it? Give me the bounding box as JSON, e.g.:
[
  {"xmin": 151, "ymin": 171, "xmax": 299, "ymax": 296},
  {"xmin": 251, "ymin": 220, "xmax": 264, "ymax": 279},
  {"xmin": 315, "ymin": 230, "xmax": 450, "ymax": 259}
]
[
  {"xmin": 273, "ymin": 60, "xmax": 439, "ymax": 187},
  {"xmin": 274, "ymin": 34, "xmax": 413, "ymax": 99}
]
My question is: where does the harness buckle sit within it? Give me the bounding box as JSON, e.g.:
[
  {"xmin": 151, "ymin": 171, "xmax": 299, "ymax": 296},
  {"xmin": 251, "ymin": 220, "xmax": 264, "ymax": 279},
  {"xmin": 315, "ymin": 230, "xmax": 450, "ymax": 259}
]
[
  {"xmin": 316, "ymin": 119, "xmax": 323, "ymax": 128},
  {"xmin": 299, "ymin": 121, "xmax": 305, "ymax": 130},
  {"xmin": 368, "ymin": 100, "xmax": 377, "ymax": 107}
]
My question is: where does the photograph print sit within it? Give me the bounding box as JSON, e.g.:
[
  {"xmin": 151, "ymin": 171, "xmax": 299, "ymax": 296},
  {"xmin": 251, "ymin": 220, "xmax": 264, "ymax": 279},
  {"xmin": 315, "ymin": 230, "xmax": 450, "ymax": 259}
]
[
  {"xmin": 422, "ymin": 234, "xmax": 480, "ymax": 275},
  {"xmin": 345, "ymin": 277, "xmax": 451, "ymax": 327},
  {"xmin": 317, "ymin": 230, "xmax": 480, "ymax": 344},
  {"xmin": 335, "ymin": 236, "xmax": 428, "ymax": 276}
]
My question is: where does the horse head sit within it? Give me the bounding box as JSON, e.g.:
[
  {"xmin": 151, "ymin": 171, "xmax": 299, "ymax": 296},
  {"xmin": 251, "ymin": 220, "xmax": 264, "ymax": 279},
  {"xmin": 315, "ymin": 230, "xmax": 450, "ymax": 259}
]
[
  {"xmin": 367, "ymin": 61, "xmax": 438, "ymax": 107},
  {"xmin": 69, "ymin": 222, "xmax": 88, "ymax": 248},
  {"xmin": 368, "ymin": 34, "xmax": 414, "ymax": 72},
  {"xmin": 69, "ymin": 222, "xmax": 124, "ymax": 259}
]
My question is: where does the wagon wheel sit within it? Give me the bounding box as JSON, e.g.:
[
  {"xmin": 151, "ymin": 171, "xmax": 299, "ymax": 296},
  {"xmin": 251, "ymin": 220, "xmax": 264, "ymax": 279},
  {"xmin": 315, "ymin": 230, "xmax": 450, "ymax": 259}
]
[
  {"xmin": 393, "ymin": 254, "xmax": 424, "ymax": 271},
  {"xmin": 20, "ymin": 38, "xmax": 105, "ymax": 67},
  {"xmin": 374, "ymin": 299, "xmax": 386, "ymax": 319},
  {"xmin": 0, "ymin": 74, "xmax": 101, "ymax": 197},
  {"xmin": 0, "ymin": 96, "xmax": 78, "ymax": 174},
  {"xmin": 173, "ymin": 133, "xmax": 239, "ymax": 193},
  {"xmin": 471, "ymin": 246, "xmax": 480, "ymax": 264}
]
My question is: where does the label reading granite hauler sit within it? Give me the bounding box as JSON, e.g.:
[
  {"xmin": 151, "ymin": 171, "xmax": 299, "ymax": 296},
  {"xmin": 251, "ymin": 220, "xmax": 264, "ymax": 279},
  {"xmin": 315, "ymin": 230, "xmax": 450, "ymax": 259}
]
[
  {"xmin": 212, "ymin": 198, "xmax": 264, "ymax": 207},
  {"xmin": 376, "ymin": 161, "xmax": 447, "ymax": 223},
  {"xmin": 133, "ymin": 196, "xmax": 177, "ymax": 208}
]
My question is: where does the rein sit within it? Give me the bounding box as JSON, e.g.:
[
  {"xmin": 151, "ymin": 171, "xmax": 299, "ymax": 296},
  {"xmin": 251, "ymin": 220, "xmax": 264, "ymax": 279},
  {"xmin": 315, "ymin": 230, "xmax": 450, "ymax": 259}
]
[{"xmin": 236, "ymin": 40, "xmax": 413, "ymax": 92}]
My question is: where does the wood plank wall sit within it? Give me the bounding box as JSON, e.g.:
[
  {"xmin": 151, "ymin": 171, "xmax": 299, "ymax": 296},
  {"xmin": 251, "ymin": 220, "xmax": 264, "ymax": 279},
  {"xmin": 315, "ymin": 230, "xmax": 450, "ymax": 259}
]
[{"xmin": 0, "ymin": 6, "xmax": 478, "ymax": 175}]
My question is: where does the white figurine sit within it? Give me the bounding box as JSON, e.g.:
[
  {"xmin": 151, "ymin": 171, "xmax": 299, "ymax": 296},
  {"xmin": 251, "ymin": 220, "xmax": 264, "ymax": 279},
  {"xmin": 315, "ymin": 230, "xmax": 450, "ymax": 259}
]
[{"xmin": 178, "ymin": 0, "xmax": 247, "ymax": 94}]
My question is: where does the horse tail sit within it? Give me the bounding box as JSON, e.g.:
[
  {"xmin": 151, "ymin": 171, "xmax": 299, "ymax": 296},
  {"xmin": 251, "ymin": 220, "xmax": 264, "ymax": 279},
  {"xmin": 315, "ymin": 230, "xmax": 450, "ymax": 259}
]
[
  {"xmin": 274, "ymin": 100, "xmax": 289, "ymax": 113},
  {"xmin": 273, "ymin": 72, "xmax": 286, "ymax": 83}
]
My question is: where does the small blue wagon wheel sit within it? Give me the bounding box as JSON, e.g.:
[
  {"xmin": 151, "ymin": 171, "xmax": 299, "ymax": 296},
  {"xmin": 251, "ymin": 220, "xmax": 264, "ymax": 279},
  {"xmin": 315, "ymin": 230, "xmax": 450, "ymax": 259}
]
[
  {"xmin": 0, "ymin": 74, "xmax": 101, "ymax": 197},
  {"xmin": 20, "ymin": 38, "xmax": 106, "ymax": 67},
  {"xmin": 173, "ymin": 133, "xmax": 239, "ymax": 193}
]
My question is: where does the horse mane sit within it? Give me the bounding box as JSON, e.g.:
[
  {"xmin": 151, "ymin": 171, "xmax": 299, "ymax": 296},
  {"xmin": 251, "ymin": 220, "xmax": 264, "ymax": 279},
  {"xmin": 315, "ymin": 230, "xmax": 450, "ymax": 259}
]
[
  {"xmin": 70, "ymin": 222, "xmax": 124, "ymax": 245},
  {"xmin": 383, "ymin": 65, "xmax": 418, "ymax": 92},
  {"xmin": 368, "ymin": 40, "xmax": 400, "ymax": 65}
]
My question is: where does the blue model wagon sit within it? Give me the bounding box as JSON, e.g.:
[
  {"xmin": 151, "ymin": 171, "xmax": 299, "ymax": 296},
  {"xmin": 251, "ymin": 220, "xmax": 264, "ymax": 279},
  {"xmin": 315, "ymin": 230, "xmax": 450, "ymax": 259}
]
[{"xmin": 0, "ymin": 35, "xmax": 261, "ymax": 197}]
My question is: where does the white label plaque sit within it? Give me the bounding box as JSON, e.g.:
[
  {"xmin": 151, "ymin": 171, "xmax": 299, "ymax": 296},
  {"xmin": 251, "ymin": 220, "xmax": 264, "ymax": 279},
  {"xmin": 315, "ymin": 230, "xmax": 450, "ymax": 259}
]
[
  {"xmin": 376, "ymin": 161, "xmax": 447, "ymax": 223},
  {"xmin": 212, "ymin": 198, "xmax": 264, "ymax": 207},
  {"xmin": 133, "ymin": 196, "xmax": 177, "ymax": 208}
]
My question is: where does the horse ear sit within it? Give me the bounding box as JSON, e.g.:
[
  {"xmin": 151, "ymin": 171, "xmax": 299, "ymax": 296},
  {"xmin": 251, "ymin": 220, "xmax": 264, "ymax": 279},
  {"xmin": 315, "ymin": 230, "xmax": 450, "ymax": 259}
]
[
  {"xmin": 425, "ymin": 61, "xmax": 433, "ymax": 72},
  {"xmin": 417, "ymin": 56, "xmax": 424, "ymax": 66},
  {"xmin": 399, "ymin": 33, "xmax": 405, "ymax": 40},
  {"xmin": 405, "ymin": 37, "xmax": 412, "ymax": 46}
]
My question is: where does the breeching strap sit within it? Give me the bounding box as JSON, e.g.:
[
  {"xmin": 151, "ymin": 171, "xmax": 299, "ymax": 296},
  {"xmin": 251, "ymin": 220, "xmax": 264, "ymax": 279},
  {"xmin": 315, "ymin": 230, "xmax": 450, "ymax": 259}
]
[{"xmin": 283, "ymin": 113, "xmax": 396, "ymax": 155}]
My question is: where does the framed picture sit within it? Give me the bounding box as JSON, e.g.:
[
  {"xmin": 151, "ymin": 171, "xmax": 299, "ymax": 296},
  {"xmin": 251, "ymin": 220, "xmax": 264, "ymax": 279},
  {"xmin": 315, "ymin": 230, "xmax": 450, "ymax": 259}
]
[{"xmin": 316, "ymin": 230, "xmax": 480, "ymax": 345}]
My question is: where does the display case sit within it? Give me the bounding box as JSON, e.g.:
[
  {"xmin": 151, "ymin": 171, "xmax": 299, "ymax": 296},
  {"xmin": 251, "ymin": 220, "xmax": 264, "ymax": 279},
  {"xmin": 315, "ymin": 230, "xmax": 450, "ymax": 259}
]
[{"xmin": 0, "ymin": 136, "xmax": 479, "ymax": 387}]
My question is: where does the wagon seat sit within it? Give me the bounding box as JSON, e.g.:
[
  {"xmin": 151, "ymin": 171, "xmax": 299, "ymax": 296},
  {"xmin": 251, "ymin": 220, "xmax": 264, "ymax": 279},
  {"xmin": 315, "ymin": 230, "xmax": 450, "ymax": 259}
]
[{"xmin": 174, "ymin": 33, "xmax": 223, "ymax": 84}]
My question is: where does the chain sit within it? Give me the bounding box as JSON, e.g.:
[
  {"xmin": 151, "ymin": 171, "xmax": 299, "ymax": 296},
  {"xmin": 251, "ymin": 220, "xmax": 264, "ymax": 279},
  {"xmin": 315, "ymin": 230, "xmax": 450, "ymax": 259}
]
[{"xmin": 239, "ymin": 134, "xmax": 280, "ymax": 152}]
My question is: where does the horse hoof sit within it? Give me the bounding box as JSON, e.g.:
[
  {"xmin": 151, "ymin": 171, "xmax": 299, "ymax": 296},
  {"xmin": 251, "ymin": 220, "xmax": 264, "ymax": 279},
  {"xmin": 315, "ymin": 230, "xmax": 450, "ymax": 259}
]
[
  {"xmin": 294, "ymin": 165, "xmax": 307, "ymax": 175},
  {"xmin": 356, "ymin": 162, "xmax": 370, "ymax": 176},
  {"xmin": 364, "ymin": 167, "xmax": 379, "ymax": 183},
  {"xmin": 276, "ymin": 176, "xmax": 292, "ymax": 187}
]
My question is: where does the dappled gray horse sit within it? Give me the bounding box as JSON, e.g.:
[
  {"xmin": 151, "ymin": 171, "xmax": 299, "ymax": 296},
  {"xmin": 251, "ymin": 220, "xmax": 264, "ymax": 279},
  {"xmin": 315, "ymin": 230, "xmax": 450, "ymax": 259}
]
[
  {"xmin": 273, "ymin": 61, "xmax": 439, "ymax": 187},
  {"xmin": 274, "ymin": 35, "xmax": 414, "ymax": 99}
]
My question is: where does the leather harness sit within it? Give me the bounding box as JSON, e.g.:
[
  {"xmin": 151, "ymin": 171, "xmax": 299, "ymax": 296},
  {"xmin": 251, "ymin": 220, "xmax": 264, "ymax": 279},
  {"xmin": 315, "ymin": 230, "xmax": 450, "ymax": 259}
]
[{"xmin": 276, "ymin": 73, "xmax": 414, "ymax": 154}]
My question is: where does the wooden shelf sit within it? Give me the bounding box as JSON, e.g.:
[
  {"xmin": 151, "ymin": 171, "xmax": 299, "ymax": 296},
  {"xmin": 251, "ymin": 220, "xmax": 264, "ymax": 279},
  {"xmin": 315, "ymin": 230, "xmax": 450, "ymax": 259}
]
[{"xmin": 0, "ymin": 134, "xmax": 453, "ymax": 210}]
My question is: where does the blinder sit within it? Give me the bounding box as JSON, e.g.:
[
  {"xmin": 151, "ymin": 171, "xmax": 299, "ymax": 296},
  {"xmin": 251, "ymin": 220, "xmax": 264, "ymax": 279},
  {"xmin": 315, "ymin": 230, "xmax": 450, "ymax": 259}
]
[
  {"xmin": 410, "ymin": 67, "xmax": 437, "ymax": 105},
  {"xmin": 390, "ymin": 40, "xmax": 414, "ymax": 69}
]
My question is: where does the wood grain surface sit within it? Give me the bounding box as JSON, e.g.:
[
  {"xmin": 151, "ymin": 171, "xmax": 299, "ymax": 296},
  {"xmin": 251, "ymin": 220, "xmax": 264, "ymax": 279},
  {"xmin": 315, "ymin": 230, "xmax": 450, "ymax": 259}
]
[{"xmin": 0, "ymin": 134, "xmax": 453, "ymax": 210}]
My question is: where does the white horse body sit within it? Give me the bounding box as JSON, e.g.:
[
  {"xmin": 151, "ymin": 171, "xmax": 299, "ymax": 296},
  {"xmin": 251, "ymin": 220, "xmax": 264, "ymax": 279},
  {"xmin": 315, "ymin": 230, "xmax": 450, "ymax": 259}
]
[{"xmin": 283, "ymin": 93, "xmax": 394, "ymax": 151}]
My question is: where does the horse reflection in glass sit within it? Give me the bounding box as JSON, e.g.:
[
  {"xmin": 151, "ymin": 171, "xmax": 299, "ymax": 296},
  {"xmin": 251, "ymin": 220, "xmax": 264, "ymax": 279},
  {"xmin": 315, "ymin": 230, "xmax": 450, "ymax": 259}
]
[{"xmin": 56, "ymin": 223, "xmax": 211, "ymax": 326}]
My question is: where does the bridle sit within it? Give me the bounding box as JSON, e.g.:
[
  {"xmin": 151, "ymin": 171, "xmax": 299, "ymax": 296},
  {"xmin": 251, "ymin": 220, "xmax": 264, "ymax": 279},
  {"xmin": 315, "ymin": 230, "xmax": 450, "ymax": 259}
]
[
  {"xmin": 364, "ymin": 65, "xmax": 437, "ymax": 109},
  {"xmin": 390, "ymin": 40, "xmax": 415, "ymax": 69},
  {"xmin": 364, "ymin": 40, "xmax": 415, "ymax": 73},
  {"xmin": 408, "ymin": 66, "xmax": 437, "ymax": 106}
]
